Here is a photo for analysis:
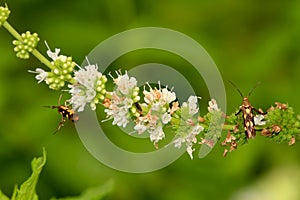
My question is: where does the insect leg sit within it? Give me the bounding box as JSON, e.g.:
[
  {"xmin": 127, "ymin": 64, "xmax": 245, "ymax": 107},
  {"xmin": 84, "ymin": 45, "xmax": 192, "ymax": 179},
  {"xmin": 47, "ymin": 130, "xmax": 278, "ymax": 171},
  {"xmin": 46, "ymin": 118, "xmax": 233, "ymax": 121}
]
[
  {"xmin": 253, "ymin": 107, "xmax": 267, "ymax": 115},
  {"xmin": 53, "ymin": 116, "xmax": 66, "ymax": 134},
  {"xmin": 235, "ymin": 108, "xmax": 242, "ymax": 116}
]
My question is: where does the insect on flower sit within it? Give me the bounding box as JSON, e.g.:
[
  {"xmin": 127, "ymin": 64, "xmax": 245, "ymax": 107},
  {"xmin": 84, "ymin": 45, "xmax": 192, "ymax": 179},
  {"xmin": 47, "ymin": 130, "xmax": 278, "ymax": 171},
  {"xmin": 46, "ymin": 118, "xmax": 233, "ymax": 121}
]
[
  {"xmin": 44, "ymin": 94, "xmax": 79, "ymax": 134},
  {"xmin": 229, "ymin": 81, "xmax": 265, "ymax": 139}
]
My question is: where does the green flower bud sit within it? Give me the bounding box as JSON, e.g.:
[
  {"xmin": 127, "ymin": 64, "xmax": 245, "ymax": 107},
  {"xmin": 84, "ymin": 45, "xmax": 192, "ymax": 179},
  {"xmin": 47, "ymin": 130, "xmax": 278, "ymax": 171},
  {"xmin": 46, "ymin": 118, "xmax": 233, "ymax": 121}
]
[
  {"xmin": 0, "ymin": 4, "xmax": 10, "ymax": 26},
  {"xmin": 13, "ymin": 31, "xmax": 40, "ymax": 59}
]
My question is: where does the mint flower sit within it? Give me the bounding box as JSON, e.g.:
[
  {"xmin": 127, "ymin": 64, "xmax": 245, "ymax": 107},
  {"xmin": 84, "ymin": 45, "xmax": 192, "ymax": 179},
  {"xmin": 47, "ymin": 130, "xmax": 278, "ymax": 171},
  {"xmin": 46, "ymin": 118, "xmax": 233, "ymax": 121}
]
[
  {"xmin": 104, "ymin": 71, "xmax": 140, "ymax": 128},
  {"xmin": 208, "ymin": 98, "xmax": 219, "ymax": 112},
  {"xmin": 0, "ymin": 4, "xmax": 10, "ymax": 27},
  {"xmin": 134, "ymin": 123, "xmax": 147, "ymax": 134},
  {"xmin": 133, "ymin": 83, "xmax": 176, "ymax": 146},
  {"xmin": 186, "ymin": 96, "xmax": 199, "ymax": 115},
  {"xmin": 173, "ymin": 95, "xmax": 204, "ymax": 159},
  {"xmin": 12, "ymin": 31, "xmax": 39, "ymax": 59},
  {"xmin": 69, "ymin": 62, "xmax": 107, "ymax": 112},
  {"xmin": 174, "ymin": 124, "xmax": 204, "ymax": 159},
  {"xmin": 114, "ymin": 71, "xmax": 138, "ymax": 96},
  {"xmin": 28, "ymin": 68, "xmax": 48, "ymax": 83},
  {"xmin": 44, "ymin": 43, "xmax": 76, "ymax": 90},
  {"xmin": 104, "ymin": 95, "xmax": 133, "ymax": 127}
]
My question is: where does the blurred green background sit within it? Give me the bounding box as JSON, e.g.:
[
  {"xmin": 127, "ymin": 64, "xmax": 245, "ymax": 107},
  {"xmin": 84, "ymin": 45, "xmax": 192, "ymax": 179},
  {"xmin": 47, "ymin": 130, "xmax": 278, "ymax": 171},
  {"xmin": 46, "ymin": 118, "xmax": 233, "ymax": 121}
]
[{"xmin": 1, "ymin": 0, "xmax": 300, "ymax": 199}]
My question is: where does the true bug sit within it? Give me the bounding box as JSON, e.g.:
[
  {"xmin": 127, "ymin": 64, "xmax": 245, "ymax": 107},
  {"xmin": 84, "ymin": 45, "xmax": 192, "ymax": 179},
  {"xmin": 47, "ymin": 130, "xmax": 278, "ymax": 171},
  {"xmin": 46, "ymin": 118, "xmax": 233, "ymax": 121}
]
[
  {"xmin": 44, "ymin": 95, "xmax": 79, "ymax": 133},
  {"xmin": 229, "ymin": 81, "xmax": 265, "ymax": 139}
]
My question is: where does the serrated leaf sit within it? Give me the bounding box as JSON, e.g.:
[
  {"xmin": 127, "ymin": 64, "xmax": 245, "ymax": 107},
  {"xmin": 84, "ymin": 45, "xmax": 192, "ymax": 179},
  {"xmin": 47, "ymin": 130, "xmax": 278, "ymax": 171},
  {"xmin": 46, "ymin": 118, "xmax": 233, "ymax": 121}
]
[
  {"xmin": 0, "ymin": 190, "xmax": 10, "ymax": 200},
  {"xmin": 51, "ymin": 179, "xmax": 114, "ymax": 200},
  {"xmin": 12, "ymin": 148, "xmax": 46, "ymax": 200}
]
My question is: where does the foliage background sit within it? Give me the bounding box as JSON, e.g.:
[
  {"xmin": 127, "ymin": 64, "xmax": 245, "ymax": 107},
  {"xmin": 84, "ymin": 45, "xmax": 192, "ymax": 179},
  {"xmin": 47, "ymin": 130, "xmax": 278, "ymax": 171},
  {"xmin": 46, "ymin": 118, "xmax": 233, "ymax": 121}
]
[{"xmin": 1, "ymin": 0, "xmax": 300, "ymax": 199}]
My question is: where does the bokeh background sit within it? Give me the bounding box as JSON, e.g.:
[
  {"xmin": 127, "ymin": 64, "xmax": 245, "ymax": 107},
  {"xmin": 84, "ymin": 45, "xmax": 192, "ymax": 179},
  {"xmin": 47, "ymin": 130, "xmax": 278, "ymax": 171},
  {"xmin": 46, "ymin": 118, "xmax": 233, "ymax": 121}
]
[{"xmin": 1, "ymin": 0, "xmax": 300, "ymax": 199}]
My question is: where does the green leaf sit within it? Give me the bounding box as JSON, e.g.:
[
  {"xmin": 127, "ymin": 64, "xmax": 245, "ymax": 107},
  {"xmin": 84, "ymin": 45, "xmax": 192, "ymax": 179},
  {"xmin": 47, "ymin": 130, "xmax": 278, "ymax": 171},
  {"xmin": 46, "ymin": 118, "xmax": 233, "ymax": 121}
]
[
  {"xmin": 12, "ymin": 148, "xmax": 46, "ymax": 200},
  {"xmin": 0, "ymin": 190, "xmax": 10, "ymax": 200},
  {"xmin": 51, "ymin": 179, "xmax": 114, "ymax": 200}
]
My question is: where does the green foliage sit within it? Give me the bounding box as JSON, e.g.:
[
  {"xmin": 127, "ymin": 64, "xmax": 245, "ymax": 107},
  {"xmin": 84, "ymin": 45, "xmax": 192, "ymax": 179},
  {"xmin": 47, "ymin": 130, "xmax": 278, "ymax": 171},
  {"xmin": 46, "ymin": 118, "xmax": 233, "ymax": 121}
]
[
  {"xmin": 0, "ymin": 191, "xmax": 10, "ymax": 200},
  {"xmin": 0, "ymin": 149, "xmax": 113, "ymax": 200},
  {"xmin": 1, "ymin": 148, "xmax": 46, "ymax": 200},
  {"xmin": 51, "ymin": 180, "xmax": 113, "ymax": 200}
]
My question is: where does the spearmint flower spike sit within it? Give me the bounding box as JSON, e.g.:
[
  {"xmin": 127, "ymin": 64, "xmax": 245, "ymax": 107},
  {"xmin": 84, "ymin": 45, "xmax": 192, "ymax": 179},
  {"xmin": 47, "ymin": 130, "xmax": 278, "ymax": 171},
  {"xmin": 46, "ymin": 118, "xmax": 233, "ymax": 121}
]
[
  {"xmin": 104, "ymin": 71, "xmax": 140, "ymax": 128},
  {"xmin": 41, "ymin": 41, "xmax": 76, "ymax": 90},
  {"xmin": 68, "ymin": 58, "xmax": 108, "ymax": 112},
  {"xmin": 173, "ymin": 95, "xmax": 204, "ymax": 159}
]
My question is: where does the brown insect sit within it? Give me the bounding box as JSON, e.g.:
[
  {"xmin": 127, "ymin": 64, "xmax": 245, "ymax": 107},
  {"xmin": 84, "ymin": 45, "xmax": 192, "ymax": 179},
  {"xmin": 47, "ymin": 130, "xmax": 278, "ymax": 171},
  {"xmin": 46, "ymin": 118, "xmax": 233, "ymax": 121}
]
[
  {"xmin": 229, "ymin": 81, "xmax": 264, "ymax": 139},
  {"xmin": 45, "ymin": 95, "xmax": 79, "ymax": 133}
]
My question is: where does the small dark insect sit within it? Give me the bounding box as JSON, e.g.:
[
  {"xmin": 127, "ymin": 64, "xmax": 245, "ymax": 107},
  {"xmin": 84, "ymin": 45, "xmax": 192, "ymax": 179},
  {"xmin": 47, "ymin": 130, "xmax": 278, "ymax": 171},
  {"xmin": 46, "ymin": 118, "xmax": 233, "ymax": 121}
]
[
  {"xmin": 229, "ymin": 81, "xmax": 265, "ymax": 139},
  {"xmin": 44, "ymin": 95, "xmax": 79, "ymax": 134},
  {"xmin": 134, "ymin": 102, "xmax": 143, "ymax": 116}
]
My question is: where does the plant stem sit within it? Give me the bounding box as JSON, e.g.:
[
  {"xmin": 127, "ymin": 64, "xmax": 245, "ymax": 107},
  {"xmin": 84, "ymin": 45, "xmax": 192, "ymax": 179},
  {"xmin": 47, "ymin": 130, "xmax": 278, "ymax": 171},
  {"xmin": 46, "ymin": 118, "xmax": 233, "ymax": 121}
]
[
  {"xmin": 31, "ymin": 49, "xmax": 55, "ymax": 70},
  {"xmin": 3, "ymin": 21, "xmax": 54, "ymax": 70},
  {"xmin": 3, "ymin": 21, "xmax": 22, "ymax": 40},
  {"xmin": 222, "ymin": 124, "xmax": 236, "ymax": 131}
]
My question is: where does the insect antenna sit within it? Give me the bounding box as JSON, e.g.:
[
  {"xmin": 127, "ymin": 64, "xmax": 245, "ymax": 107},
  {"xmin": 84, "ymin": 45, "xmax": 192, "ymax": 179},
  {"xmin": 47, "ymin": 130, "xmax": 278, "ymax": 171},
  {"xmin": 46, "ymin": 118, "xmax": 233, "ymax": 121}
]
[
  {"xmin": 228, "ymin": 80, "xmax": 244, "ymax": 98},
  {"xmin": 57, "ymin": 93, "xmax": 63, "ymax": 105},
  {"xmin": 248, "ymin": 81, "xmax": 261, "ymax": 97}
]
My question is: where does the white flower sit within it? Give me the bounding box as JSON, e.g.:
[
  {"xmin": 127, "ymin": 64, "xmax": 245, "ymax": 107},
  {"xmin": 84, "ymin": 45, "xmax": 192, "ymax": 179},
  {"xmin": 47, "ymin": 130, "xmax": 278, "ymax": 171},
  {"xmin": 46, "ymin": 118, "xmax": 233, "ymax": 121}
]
[
  {"xmin": 188, "ymin": 96, "xmax": 199, "ymax": 115},
  {"xmin": 69, "ymin": 63, "xmax": 104, "ymax": 112},
  {"xmin": 47, "ymin": 48, "xmax": 60, "ymax": 61},
  {"xmin": 123, "ymin": 98, "xmax": 133, "ymax": 108},
  {"xmin": 143, "ymin": 83, "xmax": 176, "ymax": 107},
  {"xmin": 104, "ymin": 72, "xmax": 141, "ymax": 129},
  {"xmin": 173, "ymin": 124, "xmax": 204, "ymax": 159},
  {"xmin": 104, "ymin": 95, "xmax": 133, "ymax": 128},
  {"xmin": 151, "ymin": 102, "xmax": 160, "ymax": 111},
  {"xmin": 112, "ymin": 111, "xmax": 129, "ymax": 128},
  {"xmin": 143, "ymin": 89, "xmax": 155, "ymax": 104},
  {"xmin": 44, "ymin": 41, "xmax": 68, "ymax": 62},
  {"xmin": 160, "ymin": 88, "xmax": 176, "ymax": 105},
  {"xmin": 161, "ymin": 112, "xmax": 171, "ymax": 124},
  {"xmin": 191, "ymin": 124, "xmax": 204, "ymax": 135},
  {"xmin": 134, "ymin": 123, "xmax": 147, "ymax": 134},
  {"xmin": 28, "ymin": 68, "xmax": 48, "ymax": 83},
  {"xmin": 186, "ymin": 146, "xmax": 195, "ymax": 159},
  {"xmin": 208, "ymin": 99, "xmax": 219, "ymax": 112},
  {"xmin": 149, "ymin": 126, "xmax": 165, "ymax": 144},
  {"xmin": 254, "ymin": 114, "xmax": 266, "ymax": 126},
  {"xmin": 173, "ymin": 137, "xmax": 185, "ymax": 148},
  {"xmin": 114, "ymin": 72, "xmax": 137, "ymax": 96}
]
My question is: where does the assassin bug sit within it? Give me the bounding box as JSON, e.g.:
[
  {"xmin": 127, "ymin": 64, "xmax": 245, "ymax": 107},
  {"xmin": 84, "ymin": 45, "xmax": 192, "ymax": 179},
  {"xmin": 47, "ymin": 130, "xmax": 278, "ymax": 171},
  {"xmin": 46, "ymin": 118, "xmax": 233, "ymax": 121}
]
[
  {"xmin": 44, "ymin": 94, "xmax": 79, "ymax": 134},
  {"xmin": 229, "ymin": 81, "xmax": 265, "ymax": 139}
]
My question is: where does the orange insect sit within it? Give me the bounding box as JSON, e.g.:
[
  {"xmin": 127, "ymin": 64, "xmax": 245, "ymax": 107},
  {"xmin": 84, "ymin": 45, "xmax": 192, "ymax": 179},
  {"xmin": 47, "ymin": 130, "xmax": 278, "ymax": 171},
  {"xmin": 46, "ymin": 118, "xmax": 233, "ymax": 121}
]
[{"xmin": 45, "ymin": 95, "xmax": 79, "ymax": 133}]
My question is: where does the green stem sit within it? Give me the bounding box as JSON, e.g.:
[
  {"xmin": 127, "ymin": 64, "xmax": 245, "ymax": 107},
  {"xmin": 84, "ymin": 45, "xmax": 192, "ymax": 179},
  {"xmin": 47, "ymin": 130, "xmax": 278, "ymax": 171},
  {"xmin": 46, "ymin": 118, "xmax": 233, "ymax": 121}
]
[
  {"xmin": 3, "ymin": 21, "xmax": 22, "ymax": 40},
  {"xmin": 31, "ymin": 49, "xmax": 55, "ymax": 70},
  {"xmin": 3, "ymin": 21, "xmax": 54, "ymax": 70},
  {"xmin": 222, "ymin": 124, "xmax": 236, "ymax": 130}
]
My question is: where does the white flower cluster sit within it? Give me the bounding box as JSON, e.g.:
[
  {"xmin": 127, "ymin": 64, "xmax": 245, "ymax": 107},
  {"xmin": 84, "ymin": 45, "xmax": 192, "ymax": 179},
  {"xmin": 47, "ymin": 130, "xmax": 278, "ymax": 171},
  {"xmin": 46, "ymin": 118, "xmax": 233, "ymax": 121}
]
[
  {"xmin": 68, "ymin": 62, "xmax": 107, "ymax": 112},
  {"xmin": 208, "ymin": 98, "xmax": 219, "ymax": 112},
  {"xmin": 134, "ymin": 82, "xmax": 176, "ymax": 146},
  {"xmin": 103, "ymin": 71, "xmax": 140, "ymax": 128},
  {"xmin": 173, "ymin": 96, "xmax": 204, "ymax": 159},
  {"xmin": 28, "ymin": 43, "xmax": 76, "ymax": 90}
]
